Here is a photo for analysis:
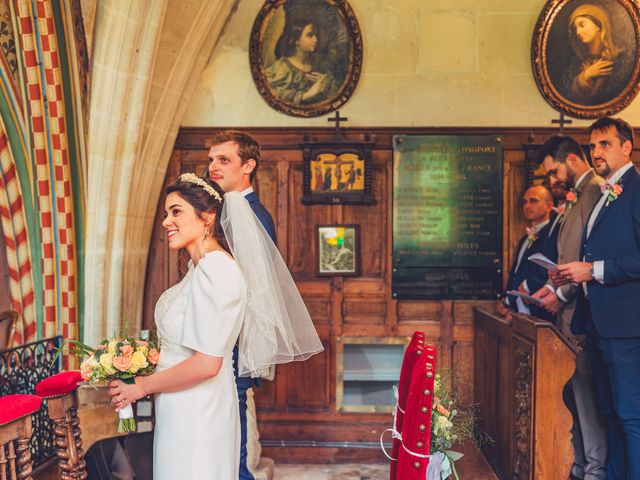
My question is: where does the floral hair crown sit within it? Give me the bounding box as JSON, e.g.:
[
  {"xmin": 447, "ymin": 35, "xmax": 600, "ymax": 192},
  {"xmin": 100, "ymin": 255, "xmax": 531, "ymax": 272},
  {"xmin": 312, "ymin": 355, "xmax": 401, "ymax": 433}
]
[{"xmin": 178, "ymin": 173, "xmax": 222, "ymax": 203}]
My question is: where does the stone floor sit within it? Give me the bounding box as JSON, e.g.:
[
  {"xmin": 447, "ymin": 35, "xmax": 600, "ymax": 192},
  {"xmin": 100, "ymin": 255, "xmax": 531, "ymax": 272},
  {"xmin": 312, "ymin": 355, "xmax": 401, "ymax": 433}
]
[
  {"xmin": 272, "ymin": 443, "xmax": 498, "ymax": 480},
  {"xmin": 34, "ymin": 442, "xmax": 497, "ymax": 480},
  {"xmin": 273, "ymin": 463, "xmax": 388, "ymax": 479}
]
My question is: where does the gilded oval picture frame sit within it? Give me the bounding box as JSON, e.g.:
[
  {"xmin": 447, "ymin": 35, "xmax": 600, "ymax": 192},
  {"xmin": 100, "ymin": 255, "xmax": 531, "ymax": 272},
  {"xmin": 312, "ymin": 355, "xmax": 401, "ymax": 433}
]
[
  {"xmin": 532, "ymin": 0, "xmax": 640, "ymax": 118},
  {"xmin": 249, "ymin": 0, "xmax": 363, "ymax": 118}
]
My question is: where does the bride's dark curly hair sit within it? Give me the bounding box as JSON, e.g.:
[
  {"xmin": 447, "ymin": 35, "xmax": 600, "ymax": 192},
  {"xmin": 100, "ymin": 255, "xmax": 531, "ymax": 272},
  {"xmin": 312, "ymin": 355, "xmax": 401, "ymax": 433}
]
[{"xmin": 166, "ymin": 176, "xmax": 230, "ymax": 254}]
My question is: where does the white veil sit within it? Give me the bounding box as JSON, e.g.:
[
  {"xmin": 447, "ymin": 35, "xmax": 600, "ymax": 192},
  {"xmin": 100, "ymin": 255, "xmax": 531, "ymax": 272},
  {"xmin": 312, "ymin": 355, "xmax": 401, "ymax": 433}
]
[{"xmin": 220, "ymin": 191, "xmax": 324, "ymax": 378}]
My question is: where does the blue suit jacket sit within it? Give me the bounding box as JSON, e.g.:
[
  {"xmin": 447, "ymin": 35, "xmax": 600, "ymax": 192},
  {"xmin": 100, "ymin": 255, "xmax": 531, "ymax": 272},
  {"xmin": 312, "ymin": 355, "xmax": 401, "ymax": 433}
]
[
  {"xmin": 245, "ymin": 191, "xmax": 277, "ymax": 244},
  {"xmin": 528, "ymin": 213, "xmax": 560, "ymax": 294},
  {"xmin": 234, "ymin": 191, "xmax": 277, "ymax": 390},
  {"xmin": 505, "ymin": 222, "xmax": 556, "ymax": 321},
  {"xmin": 572, "ymin": 166, "xmax": 640, "ymax": 338}
]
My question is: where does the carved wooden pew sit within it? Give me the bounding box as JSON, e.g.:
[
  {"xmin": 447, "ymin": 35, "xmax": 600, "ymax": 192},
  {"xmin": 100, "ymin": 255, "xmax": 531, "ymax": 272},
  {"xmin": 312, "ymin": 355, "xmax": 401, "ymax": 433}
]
[
  {"xmin": 474, "ymin": 307, "xmax": 576, "ymax": 480},
  {"xmin": 0, "ymin": 394, "xmax": 43, "ymax": 480},
  {"xmin": 35, "ymin": 371, "xmax": 87, "ymax": 479}
]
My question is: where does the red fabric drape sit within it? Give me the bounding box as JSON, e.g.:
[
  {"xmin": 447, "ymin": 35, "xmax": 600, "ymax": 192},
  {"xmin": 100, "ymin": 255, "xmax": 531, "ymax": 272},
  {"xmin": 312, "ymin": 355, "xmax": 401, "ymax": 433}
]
[
  {"xmin": 395, "ymin": 343, "xmax": 437, "ymax": 479},
  {"xmin": 390, "ymin": 331, "xmax": 425, "ymax": 480}
]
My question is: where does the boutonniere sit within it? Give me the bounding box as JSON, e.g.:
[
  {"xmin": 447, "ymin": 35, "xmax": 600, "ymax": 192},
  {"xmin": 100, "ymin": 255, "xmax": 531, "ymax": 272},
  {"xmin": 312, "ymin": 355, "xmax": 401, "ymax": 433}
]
[
  {"xmin": 565, "ymin": 188, "xmax": 578, "ymax": 205},
  {"xmin": 600, "ymin": 181, "xmax": 623, "ymax": 207},
  {"xmin": 525, "ymin": 226, "xmax": 537, "ymax": 246},
  {"xmin": 552, "ymin": 204, "xmax": 566, "ymax": 216}
]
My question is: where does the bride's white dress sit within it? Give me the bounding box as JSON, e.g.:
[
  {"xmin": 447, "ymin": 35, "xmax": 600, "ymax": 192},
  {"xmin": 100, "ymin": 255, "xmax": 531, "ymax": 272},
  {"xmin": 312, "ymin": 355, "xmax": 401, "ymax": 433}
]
[{"xmin": 153, "ymin": 251, "xmax": 246, "ymax": 479}]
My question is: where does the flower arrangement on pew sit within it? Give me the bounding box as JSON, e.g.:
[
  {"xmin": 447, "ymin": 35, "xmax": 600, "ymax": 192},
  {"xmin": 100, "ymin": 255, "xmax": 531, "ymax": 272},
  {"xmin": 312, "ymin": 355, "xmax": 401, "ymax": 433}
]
[
  {"xmin": 430, "ymin": 372, "xmax": 464, "ymax": 479},
  {"xmin": 60, "ymin": 336, "xmax": 159, "ymax": 432},
  {"xmin": 382, "ymin": 334, "xmax": 490, "ymax": 480},
  {"xmin": 430, "ymin": 371, "xmax": 488, "ymax": 479}
]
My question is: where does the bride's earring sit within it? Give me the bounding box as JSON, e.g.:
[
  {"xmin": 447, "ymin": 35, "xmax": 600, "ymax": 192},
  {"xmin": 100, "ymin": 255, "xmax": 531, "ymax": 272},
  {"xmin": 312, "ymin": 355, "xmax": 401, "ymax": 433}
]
[{"xmin": 204, "ymin": 224, "xmax": 211, "ymax": 238}]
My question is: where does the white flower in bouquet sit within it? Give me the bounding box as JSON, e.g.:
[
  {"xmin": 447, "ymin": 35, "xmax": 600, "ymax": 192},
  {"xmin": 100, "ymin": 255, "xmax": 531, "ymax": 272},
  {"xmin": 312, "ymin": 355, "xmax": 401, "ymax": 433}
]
[{"xmin": 58, "ymin": 335, "xmax": 160, "ymax": 432}]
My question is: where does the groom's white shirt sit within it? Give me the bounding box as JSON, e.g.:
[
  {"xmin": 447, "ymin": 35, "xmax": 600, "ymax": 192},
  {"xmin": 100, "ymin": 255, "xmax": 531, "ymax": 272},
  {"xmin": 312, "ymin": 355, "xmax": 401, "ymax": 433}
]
[{"xmin": 241, "ymin": 187, "xmax": 254, "ymax": 197}]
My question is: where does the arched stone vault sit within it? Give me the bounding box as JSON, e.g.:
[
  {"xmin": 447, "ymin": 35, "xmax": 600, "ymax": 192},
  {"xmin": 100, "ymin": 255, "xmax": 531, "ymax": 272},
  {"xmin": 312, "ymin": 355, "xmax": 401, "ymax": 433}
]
[{"xmin": 84, "ymin": 0, "xmax": 238, "ymax": 344}]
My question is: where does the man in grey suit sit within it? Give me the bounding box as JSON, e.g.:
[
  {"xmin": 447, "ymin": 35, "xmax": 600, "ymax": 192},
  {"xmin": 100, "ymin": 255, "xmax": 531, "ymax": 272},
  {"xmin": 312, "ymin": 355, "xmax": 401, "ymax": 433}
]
[{"xmin": 532, "ymin": 135, "xmax": 607, "ymax": 480}]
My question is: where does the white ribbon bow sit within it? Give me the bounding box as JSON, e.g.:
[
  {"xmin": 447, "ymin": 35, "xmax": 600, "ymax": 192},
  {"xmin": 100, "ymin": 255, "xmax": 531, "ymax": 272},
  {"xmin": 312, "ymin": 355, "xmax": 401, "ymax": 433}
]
[{"xmin": 380, "ymin": 386, "xmax": 454, "ymax": 479}]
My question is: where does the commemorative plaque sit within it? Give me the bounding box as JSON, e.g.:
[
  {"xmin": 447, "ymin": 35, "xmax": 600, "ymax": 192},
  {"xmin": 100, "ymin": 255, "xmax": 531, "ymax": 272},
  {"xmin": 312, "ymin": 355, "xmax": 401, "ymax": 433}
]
[{"xmin": 392, "ymin": 135, "xmax": 503, "ymax": 299}]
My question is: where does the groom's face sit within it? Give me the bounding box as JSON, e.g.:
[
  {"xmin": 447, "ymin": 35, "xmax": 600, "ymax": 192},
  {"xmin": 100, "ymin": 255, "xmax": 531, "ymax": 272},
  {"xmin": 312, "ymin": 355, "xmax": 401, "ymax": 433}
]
[{"xmin": 207, "ymin": 141, "xmax": 255, "ymax": 193}]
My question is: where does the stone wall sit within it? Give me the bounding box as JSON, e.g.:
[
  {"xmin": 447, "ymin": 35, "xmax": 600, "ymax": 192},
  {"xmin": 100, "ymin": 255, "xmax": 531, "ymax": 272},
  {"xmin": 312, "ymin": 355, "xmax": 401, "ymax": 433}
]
[{"xmin": 182, "ymin": 0, "xmax": 640, "ymax": 127}]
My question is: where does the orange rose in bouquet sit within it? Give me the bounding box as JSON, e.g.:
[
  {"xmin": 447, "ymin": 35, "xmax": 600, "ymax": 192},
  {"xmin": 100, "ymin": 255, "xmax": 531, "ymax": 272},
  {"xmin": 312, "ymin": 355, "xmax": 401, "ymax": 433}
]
[{"xmin": 68, "ymin": 336, "xmax": 160, "ymax": 432}]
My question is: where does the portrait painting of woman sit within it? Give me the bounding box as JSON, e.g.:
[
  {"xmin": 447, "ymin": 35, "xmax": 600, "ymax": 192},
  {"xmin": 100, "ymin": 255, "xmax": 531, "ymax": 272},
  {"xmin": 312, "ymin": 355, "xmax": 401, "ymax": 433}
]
[
  {"xmin": 565, "ymin": 4, "xmax": 629, "ymax": 104},
  {"xmin": 532, "ymin": 0, "xmax": 640, "ymax": 118},
  {"xmin": 250, "ymin": 0, "xmax": 362, "ymax": 117},
  {"xmin": 265, "ymin": 19, "xmax": 337, "ymax": 105}
]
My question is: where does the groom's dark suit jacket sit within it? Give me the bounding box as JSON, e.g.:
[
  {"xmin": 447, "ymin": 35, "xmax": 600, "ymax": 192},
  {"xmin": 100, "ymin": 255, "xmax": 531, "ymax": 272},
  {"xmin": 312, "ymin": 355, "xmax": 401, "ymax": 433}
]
[
  {"xmin": 573, "ymin": 166, "xmax": 640, "ymax": 337},
  {"xmin": 246, "ymin": 191, "xmax": 277, "ymax": 243},
  {"xmin": 234, "ymin": 190, "xmax": 277, "ymax": 390}
]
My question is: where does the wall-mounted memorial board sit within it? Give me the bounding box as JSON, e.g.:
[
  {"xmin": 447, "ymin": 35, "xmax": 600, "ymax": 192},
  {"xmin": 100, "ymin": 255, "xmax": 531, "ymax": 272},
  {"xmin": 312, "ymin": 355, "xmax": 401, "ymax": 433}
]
[{"xmin": 392, "ymin": 135, "xmax": 503, "ymax": 299}]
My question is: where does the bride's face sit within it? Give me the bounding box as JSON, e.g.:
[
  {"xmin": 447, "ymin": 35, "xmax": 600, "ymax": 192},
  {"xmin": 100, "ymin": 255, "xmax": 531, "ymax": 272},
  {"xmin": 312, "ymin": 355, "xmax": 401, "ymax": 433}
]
[{"xmin": 162, "ymin": 192, "xmax": 209, "ymax": 250}]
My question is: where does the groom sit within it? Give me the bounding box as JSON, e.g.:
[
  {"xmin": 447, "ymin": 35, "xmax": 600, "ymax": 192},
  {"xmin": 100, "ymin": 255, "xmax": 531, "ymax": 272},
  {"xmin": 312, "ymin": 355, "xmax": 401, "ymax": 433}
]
[{"xmin": 207, "ymin": 130, "xmax": 276, "ymax": 480}]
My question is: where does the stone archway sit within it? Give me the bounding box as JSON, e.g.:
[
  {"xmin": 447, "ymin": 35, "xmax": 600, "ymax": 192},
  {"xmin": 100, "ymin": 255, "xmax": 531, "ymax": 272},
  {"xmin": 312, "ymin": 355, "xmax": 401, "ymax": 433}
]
[{"xmin": 84, "ymin": 0, "xmax": 240, "ymax": 344}]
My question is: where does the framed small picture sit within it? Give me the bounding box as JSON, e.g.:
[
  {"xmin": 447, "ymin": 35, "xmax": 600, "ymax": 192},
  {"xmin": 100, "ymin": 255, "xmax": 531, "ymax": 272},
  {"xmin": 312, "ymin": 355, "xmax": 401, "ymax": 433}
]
[
  {"xmin": 317, "ymin": 225, "xmax": 360, "ymax": 276},
  {"xmin": 301, "ymin": 139, "xmax": 374, "ymax": 205},
  {"xmin": 532, "ymin": 0, "xmax": 640, "ymax": 118},
  {"xmin": 249, "ymin": 0, "xmax": 363, "ymax": 118}
]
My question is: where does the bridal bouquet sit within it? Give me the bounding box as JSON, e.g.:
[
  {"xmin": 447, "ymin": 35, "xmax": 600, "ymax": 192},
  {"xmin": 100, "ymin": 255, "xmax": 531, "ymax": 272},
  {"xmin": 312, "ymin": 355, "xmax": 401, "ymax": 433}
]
[{"xmin": 71, "ymin": 336, "xmax": 159, "ymax": 432}]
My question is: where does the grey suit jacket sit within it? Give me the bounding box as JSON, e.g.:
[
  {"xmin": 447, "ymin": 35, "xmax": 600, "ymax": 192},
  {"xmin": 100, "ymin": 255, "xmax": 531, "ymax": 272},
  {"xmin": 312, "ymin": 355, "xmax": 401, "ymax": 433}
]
[{"xmin": 553, "ymin": 169, "xmax": 602, "ymax": 335}]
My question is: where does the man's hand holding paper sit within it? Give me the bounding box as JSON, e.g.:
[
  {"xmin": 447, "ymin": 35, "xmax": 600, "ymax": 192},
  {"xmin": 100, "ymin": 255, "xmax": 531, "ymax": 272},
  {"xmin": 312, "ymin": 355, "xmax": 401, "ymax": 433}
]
[
  {"xmin": 506, "ymin": 289, "xmax": 544, "ymax": 306},
  {"xmin": 527, "ymin": 252, "xmax": 559, "ymax": 271}
]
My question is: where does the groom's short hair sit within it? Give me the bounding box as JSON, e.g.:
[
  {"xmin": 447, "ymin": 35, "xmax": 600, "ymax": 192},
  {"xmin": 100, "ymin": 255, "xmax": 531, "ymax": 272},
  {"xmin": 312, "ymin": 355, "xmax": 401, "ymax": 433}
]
[{"xmin": 205, "ymin": 130, "xmax": 261, "ymax": 182}]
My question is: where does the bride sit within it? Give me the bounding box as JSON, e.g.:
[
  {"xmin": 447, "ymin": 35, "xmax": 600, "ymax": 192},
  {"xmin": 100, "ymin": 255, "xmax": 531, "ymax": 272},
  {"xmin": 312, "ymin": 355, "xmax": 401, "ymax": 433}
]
[{"xmin": 108, "ymin": 173, "xmax": 323, "ymax": 479}]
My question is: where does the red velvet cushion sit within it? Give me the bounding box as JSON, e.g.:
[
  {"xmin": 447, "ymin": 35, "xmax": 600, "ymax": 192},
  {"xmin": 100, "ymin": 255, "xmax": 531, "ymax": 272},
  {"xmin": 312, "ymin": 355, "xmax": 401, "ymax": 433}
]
[
  {"xmin": 35, "ymin": 371, "xmax": 82, "ymax": 398},
  {"xmin": 0, "ymin": 394, "xmax": 42, "ymax": 426}
]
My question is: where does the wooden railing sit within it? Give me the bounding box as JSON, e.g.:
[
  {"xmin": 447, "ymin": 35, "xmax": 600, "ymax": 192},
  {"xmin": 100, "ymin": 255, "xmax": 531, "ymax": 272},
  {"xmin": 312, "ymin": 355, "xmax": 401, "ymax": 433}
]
[
  {"xmin": 473, "ymin": 308, "xmax": 576, "ymax": 480},
  {"xmin": 0, "ymin": 394, "xmax": 43, "ymax": 480}
]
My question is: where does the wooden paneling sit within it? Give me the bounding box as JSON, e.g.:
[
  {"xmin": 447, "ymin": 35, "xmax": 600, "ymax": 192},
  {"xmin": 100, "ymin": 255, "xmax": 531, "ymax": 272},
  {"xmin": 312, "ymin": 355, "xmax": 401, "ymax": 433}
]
[
  {"xmin": 297, "ymin": 281, "xmax": 332, "ymax": 342},
  {"xmin": 254, "ymin": 376, "xmax": 277, "ymax": 412},
  {"xmin": 397, "ymin": 300, "xmax": 443, "ymax": 322},
  {"xmin": 288, "ymin": 166, "xmax": 332, "ymax": 275},
  {"xmin": 342, "ymin": 297, "xmax": 386, "ymax": 324},
  {"xmin": 143, "ymin": 126, "xmax": 598, "ymax": 462},
  {"xmin": 343, "ymin": 163, "xmax": 387, "ymax": 276},
  {"xmin": 286, "ymin": 339, "xmax": 332, "ymax": 412},
  {"xmin": 453, "ymin": 342, "xmax": 474, "ymax": 403},
  {"xmin": 254, "ymin": 164, "xmax": 279, "ymax": 229}
]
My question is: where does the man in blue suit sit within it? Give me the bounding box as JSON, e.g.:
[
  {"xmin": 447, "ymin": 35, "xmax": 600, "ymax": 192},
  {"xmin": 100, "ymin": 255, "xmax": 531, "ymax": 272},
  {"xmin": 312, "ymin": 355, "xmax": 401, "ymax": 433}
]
[
  {"xmin": 207, "ymin": 130, "xmax": 276, "ymax": 480},
  {"xmin": 558, "ymin": 117, "xmax": 640, "ymax": 480},
  {"xmin": 498, "ymin": 185, "xmax": 556, "ymax": 321}
]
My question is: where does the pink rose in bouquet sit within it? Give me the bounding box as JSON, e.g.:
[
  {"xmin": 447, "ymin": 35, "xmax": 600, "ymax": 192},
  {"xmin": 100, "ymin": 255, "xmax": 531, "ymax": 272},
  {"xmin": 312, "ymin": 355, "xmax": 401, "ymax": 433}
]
[{"xmin": 66, "ymin": 335, "xmax": 160, "ymax": 432}]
